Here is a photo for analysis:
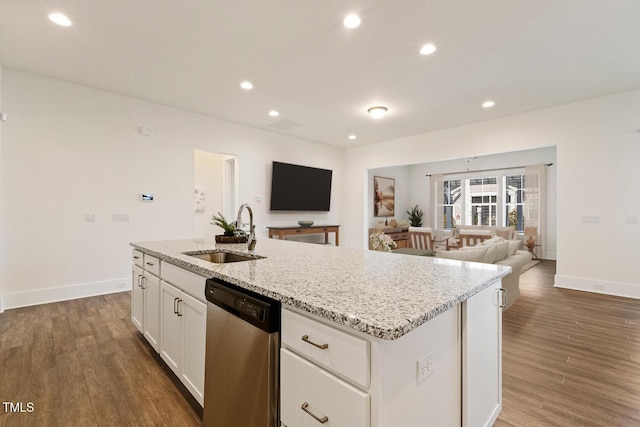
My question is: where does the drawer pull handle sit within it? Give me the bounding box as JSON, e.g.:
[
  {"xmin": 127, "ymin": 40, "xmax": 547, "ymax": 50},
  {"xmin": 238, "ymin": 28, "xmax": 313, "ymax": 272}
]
[
  {"xmin": 301, "ymin": 335, "xmax": 328, "ymax": 350},
  {"xmin": 499, "ymin": 288, "xmax": 507, "ymax": 308},
  {"xmin": 301, "ymin": 402, "xmax": 328, "ymax": 424},
  {"xmin": 133, "ymin": 256, "xmax": 140, "ymax": 260},
  {"xmin": 146, "ymin": 262, "xmax": 154, "ymax": 266},
  {"xmin": 173, "ymin": 297, "xmax": 179, "ymax": 314}
]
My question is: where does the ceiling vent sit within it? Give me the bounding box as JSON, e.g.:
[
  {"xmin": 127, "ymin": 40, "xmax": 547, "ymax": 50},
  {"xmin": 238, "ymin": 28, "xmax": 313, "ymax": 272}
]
[{"xmin": 268, "ymin": 119, "xmax": 303, "ymax": 130}]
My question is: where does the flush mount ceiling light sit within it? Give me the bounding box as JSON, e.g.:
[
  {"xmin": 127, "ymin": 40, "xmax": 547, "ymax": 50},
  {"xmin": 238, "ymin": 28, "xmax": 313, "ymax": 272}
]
[
  {"xmin": 420, "ymin": 43, "xmax": 437, "ymax": 55},
  {"xmin": 482, "ymin": 100, "xmax": 496, "ymax": 108},
  {"xmin": 343, "ymin": 14, "xmax": 361, "ymax": 29},
  {"xmin": 367, "ymin": 106, "xmax": 388, "ymax": 119},
  {"xmin": 269, "ymin": 110, "xmax": 280, "ymax": 117},
  {"xmin": 240, "ymin": 81, "xmax": 253, "ymax": 90},
  {"xmin": 348, "ymin": 134, "xmax": 357, "ymax": 140},
  {"xmin": 48, "ymin": 12, "xmax": 72, "ymax": 26}
]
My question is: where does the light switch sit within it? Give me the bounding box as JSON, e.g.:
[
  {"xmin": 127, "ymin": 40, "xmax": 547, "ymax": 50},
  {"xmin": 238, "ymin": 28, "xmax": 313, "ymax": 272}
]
[{"xmin": 84, "ymin": 213, "xmax": 97, "ymax": 222}]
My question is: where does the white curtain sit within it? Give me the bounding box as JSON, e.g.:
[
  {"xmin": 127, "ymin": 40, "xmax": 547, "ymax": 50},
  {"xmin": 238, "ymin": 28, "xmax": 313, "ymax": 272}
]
[
  {"xmin": 524, "ymin": 165, "xmax": 546, "ymax": 258},
  {"xmin": 430, "ymin": 174, "xmax": 445, "ymax": 240}
]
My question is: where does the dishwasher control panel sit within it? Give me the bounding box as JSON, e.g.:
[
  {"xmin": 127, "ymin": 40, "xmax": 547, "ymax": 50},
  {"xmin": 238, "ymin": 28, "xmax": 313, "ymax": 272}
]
[
  {"xmin": 206, "ymin": 278, "xmax": 280, "ymax": 333},
  {"xmin": 236, "ymin": 299, "xmax": 265, "ymax": 322}
]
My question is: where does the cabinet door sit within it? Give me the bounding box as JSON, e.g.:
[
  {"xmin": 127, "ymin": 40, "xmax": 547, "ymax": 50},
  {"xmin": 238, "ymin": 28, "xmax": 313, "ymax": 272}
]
[
  {"xmin": 462, "ymin": 281, "xmax": 502, "ymax": 427},
  {"xmin": 143, "ymin": 273, "xmax": 161, "ymax": 352},
  {"xmin": 180, "ymin": 292, "xmax": 207, "ymax": 406},
  {"xmin": 160, "ymin": 281, "xmax": 182, "ymax": 376},
  {"xmin": 131, "ymin": 265, "xmax": 144, "ymax": 333},
  {"xmin": 281, "ymin": 349, "xmax": 369, "ymax": 427}
]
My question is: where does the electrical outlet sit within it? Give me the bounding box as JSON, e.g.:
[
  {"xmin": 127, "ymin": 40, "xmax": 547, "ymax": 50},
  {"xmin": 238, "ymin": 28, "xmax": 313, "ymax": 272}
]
[
  {"xmin": 112, "ymin": 213, "xmax": 130, "ymax": 222},
  {"xmin": 594, "ymin": 283, "xmax": 605, "ymax": 291},
  {"xmin": 84, "ymin": 213, "xmax": 97, "ymax": 222},
  {"xmin": 417, "ymin": 351, "xmax": 434, "ymax": 384},
  {"xmin": 624, "ymin": 215, "xmax": 638, "ymax": 225},
  {"xmin": 580, "ymin": 216, "xmax": 600, "ymax": 224}
]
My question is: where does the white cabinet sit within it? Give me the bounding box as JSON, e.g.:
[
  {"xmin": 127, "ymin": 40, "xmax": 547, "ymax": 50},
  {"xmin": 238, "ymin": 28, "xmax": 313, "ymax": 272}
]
[
  {"xmin": 462, "ymin": 281, "xmax": 503, "ymax": 427},
  {"xmin": 131, "ymin": 258, "xmax": 161, "ymax": 352},
  {"xmin": 282, "ymin": 280, "xmax": 503, "ymax": 427},
  {"xmin": 281, "ymin": 349, "xmax": 369, "ymax": 427},
  {"xmin": 160, "ymin": 281, "xmax": 207, "ymax": 406},
  {"xmin": 131, "ymin": 264, "xmax": 144, "ymax": 332}
]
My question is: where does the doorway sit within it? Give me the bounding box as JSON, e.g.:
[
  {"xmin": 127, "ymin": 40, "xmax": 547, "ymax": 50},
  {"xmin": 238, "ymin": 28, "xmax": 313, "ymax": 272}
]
[{"xmin": 193, "ymin": 150, "xmax": 238, "ymax": 238}]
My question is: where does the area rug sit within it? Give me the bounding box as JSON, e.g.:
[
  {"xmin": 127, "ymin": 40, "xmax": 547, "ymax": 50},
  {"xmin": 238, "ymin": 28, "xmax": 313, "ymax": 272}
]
[{"xmin": 520, "ymin": 260, "xmax": 540, "ymax": 274}]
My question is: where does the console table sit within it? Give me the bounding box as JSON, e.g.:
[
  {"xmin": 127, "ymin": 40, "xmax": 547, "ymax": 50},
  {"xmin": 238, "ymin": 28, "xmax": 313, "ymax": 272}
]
[
  {"xmin": 267, "ymin": 225, "xmax": 340, "ymax": 246},
  {"xmin": 368, "ymin": 227, "xmax": 409, "ymax": 249}
]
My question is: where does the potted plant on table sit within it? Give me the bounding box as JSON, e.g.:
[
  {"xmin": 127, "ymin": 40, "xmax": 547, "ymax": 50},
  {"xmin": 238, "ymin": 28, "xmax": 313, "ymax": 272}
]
[
  {"xmin": 406, "ymin": 205, "xmax": 424, "ymax": 227},
  {"xmin": 211, "ymin": 212, "xmax": 247, "ymax": 243}
]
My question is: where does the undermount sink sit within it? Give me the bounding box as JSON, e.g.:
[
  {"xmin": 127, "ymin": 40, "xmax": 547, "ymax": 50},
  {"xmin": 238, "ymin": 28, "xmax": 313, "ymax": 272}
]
[{"xmin": 183, "ymin": 250, "xmax": 264, "ymax": 264}]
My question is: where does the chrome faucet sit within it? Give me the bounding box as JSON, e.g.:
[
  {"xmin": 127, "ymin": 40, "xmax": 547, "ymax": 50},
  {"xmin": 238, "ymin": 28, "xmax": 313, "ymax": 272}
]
[{"xmin": 236, "ymin": 203, "xmax": 256, "ymax": 251}]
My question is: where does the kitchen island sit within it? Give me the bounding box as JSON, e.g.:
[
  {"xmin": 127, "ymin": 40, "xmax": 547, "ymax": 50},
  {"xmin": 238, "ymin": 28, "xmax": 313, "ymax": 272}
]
[{"xmin": 131, "ymin": 237, "xmax": 510, "ymax": 427}]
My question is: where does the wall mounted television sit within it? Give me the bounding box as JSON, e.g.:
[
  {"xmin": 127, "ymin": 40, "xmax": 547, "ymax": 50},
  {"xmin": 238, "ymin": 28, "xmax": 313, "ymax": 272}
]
[{"xmin": 270, "ymin": 161, "xmax": 332, "ymax": 211}]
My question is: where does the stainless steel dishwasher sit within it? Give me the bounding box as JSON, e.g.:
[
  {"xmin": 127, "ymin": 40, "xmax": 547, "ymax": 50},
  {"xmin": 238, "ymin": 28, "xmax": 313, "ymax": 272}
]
[{"xmin": 203, "ymin": 278, "xmax": 280, "ymax": 427}]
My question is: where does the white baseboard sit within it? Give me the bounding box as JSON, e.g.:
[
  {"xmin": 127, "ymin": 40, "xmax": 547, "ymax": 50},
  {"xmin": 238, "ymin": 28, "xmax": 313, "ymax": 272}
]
[
  {"xmin": 554, "ymin": 275, "xmax": 640, "ymax": 299},
  {"xmin": 1, "ymin": 278, "xmax": 131, "ymax": 311}
]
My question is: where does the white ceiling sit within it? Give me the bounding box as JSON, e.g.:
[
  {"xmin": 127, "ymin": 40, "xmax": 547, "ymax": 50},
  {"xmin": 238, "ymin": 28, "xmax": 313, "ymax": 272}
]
[{"xmin": 1, "ymin": 1, "xmax": 640, "ymax": 148}]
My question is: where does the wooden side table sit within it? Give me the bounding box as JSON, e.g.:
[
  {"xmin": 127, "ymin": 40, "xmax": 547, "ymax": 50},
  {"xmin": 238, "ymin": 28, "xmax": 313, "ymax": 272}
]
[
  {"xmin": 525, "ymin": 243, "xmax": 541, "ymax": 260},
  {"xmin": 267, "ymin": 225, "xmax": 340, "ymax": 246}
]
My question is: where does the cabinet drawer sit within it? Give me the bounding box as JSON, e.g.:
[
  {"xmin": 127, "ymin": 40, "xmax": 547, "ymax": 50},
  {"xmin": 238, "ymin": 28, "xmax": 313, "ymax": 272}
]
[
  {"xmin": 390, "ymin": 232, "xmax": 408, "ymax": 241},
  {"xmin": 281, "ymin": 349, "xmax": 369, "ymax": 427},
  {"xmin": 143, "ymin": 254, "xmax": 161, "ymax": 277},
  {"xmin": 132, "ymin": 249, "xmax": 144, "ymax": 268},
  {"xmin": 161, "ymin": 262, "xmax": 207, "ymax": 303},
  {"xmin": 282, "ymin": 309, "xmax": 370, "ymax": 388}
]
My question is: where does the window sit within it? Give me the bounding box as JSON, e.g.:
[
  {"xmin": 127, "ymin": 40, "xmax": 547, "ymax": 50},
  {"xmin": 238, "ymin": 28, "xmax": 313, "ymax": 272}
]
[
  {"xmin": 440, "ymin": 179, "xmax": 461, "ymax": 230},
  {"xmin": 467, "ymin": 177, "xmax": 497, "ymax": 226},
  {"xmin": 505, "ymin": 174, "xmax": 525, "ymax": 231}
]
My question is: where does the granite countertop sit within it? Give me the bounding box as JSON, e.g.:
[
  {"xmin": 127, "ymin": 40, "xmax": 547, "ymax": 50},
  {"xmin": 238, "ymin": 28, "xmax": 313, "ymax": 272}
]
[{"xmin": 131, "ymin": 238, "xmax": 510, "ymax": 340}]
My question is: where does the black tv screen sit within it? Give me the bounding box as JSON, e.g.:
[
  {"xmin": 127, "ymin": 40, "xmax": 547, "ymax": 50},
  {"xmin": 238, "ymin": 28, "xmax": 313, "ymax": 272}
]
[{"xmin": 270, "ymin": 162, "xmax": 332, "ymax": 211}]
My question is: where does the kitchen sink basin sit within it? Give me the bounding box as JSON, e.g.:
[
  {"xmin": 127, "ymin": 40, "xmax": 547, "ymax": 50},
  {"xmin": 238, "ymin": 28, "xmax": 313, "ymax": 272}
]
[{"xmin": 183, "ymin": 250, "xmax": 264, "ymax": 264}]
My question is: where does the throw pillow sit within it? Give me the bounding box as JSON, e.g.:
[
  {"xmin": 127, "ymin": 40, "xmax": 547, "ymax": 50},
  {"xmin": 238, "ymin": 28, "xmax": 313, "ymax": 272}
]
[
  {"xmin": 495, "ymin": 227, "xmax": 514, "ymax": 240},
  {"xmin": 493, "ymin": 241, "xmax": 509, "ymax": 261},
  {"xmin": 482, "ymin": 244, "xmax": 498, "ymax": 263},
  {"xmin": 507, "ymin": 240, "xmax": 521, "ymax": 257}
]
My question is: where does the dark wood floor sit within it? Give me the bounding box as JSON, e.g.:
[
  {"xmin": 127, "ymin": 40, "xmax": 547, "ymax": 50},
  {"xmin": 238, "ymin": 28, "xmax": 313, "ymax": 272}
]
[
  {"xmin": 0, "ymin": 292, "xmax": 201, "ymax": 427},
  {"xmin": 497, "ymin": 260, "xmax": 640, "ymax": 427},
  {"xmin": 2, "ymin": 262, "xmax": 639, "ymax": 426}
]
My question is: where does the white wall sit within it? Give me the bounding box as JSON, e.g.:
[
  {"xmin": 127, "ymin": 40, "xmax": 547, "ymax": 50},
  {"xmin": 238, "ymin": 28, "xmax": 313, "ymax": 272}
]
[
  {"xmin": 344, "ymin": 91, "xmax": 640, "ymax": 298},
  {"xmin": 0, "ymin": 68, "xmax": 344, "ymax": 309}
]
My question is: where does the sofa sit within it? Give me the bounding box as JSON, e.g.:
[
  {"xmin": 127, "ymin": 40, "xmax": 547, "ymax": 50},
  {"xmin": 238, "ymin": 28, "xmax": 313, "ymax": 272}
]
[
  {"xmin": 447, "ymin": 224, "xmax": 519, "ymax": 243},
  {"xmin": 435, "ymin": 236, "xmax": 531, "ymax": 310}
]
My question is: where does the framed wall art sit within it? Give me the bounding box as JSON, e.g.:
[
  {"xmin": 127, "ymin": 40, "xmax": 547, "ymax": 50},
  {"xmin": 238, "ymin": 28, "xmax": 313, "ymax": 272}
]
[{"xmin": 373, "ymin": 176, "xmax": 395, "ymax": 217}]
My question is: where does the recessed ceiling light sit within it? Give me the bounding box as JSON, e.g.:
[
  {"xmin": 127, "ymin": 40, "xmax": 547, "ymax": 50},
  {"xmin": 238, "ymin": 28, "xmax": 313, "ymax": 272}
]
[
  {"xmin": 269, "ymin": 110, "xmax": 280, "ymax": 117},
  {"xmin": 420, "ymin": 44, "xmax": 437, "ymax": 55},
  {"xmin": 343, "ymin": 14, "xmax": 361, "ymax": 29},
  {"xmin": 367, "ymin": 106, "xmax": 388, "ymax": 119},
  {"xmin": 48, "ymin": 12, "xmax": 72, "ymax": 27},
  {"xmin": 348, "ymin": 135, "xmax": 357, "ymax": 140},
  {"xmin": 482, "ymin": 101, "xmax": 495, "ymax": 108},
  {"xmin": 240, "ymin": 81, "xmax": 253, "ymax": 90}
]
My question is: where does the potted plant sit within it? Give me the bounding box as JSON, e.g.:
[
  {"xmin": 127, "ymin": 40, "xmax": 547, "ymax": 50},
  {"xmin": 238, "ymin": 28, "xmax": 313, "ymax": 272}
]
[
  {"xmin": 211, "ymin": 212, "xmax": 247, "ymax": 243},
  {"xmin": 406, "ymin": 205, "xmax": 423, "ymax": 227}
]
